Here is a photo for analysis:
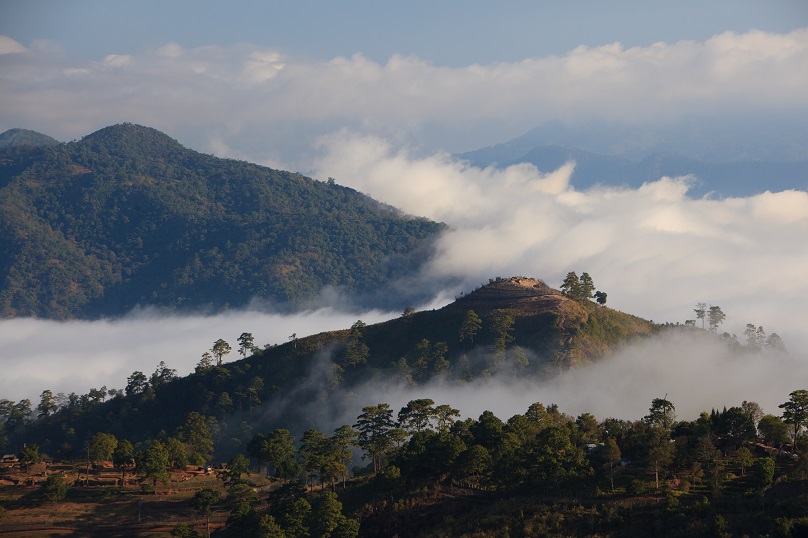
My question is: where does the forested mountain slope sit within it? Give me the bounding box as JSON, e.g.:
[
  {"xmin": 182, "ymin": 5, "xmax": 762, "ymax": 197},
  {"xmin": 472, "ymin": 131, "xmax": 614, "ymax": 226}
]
[
  {"xmin": 16, "ymin": 277, "xmax": 656, "ymax": 459},
  {"xmin": 0, "ymin": 124, "xmax": 445, "ymax": 318},
  {"xmin": 0, "ymin": 128, "xmax": 60, "ymax": 148}
]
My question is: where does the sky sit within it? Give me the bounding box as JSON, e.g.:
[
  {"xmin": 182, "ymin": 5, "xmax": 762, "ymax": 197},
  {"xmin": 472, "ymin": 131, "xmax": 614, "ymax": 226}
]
[{"xmin": 1, "ymin": 2, "xmax": 808, "ymax": 420}]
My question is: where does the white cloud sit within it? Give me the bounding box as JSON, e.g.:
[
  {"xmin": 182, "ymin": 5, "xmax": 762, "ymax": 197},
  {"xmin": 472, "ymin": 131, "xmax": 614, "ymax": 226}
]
[
  {"xmin": 383, "ymin": 331, "xmax": 803, "ymax": 423},
  {"xmin": 0, "ymin": 35, "xmax": 25, "ymax": 55},
  {"xmin": 0, "ymin": 29, "xmax": 806, "ymax": 161},
  {"xmin": 313, "ymin": 133, "xmax": 808, "ymax": 359},
  {"xmin": 0, "ymin": 306, "xmax": 397, "ymax": 404}
]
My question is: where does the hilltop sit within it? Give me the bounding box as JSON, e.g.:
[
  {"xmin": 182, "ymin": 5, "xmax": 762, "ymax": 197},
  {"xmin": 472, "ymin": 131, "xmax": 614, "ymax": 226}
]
[
  {"xmin": 17, "ymin": 276, "xmax": 656, "ymax": 459},
  {"xmin": 0, "ymin": 124, "xmax": 445, "ymax": 318},
  {"xmin": 0, "ymin": 128, "xmax": 60, "ymax": 149}
]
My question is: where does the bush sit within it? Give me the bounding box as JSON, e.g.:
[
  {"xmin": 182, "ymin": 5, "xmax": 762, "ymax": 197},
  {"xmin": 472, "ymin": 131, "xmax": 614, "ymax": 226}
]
[
  {"xmin": 42, "ymin": 474, "xmax": 69, "ymax": 502},
  {"xmin": 170, "ymin": 523, "xmax": 200, "ymax": 537}
]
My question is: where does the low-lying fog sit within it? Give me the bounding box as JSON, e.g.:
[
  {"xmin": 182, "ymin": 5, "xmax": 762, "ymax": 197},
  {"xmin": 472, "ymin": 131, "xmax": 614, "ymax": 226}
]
[{"xmin": 2, "ymin": 144, "xmax": 807, "ymax": 423}]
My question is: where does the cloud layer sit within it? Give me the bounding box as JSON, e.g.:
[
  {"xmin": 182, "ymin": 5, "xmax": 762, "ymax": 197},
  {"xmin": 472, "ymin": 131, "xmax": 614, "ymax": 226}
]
[
  {"xmin": 0, "ymin": 306, "xmax": 396, "ymax": 404},
  {"xmin": 1, "ymin": 28, "xmax": 807, "ymax": 164},
  {"xmin": 314, "ymin": 133, "xmax": 808, "ymax": 355}
]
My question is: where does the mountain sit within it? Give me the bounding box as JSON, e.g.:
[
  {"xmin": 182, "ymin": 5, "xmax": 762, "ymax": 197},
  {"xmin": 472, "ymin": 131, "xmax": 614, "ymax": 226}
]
[
  {"xmin": 460, "ymin": 125, "xmax": 808, "ymax": 197},
  {"xmin": 0, "ymin": 128, "xmax": 61, "ymax": 149},
  {"xmin": 0, "ymin": 124, "xmax": 445, "ymax": 319},
  {"xmin": 18, "ymin": 276, "xmax": 656, "ymax": 458}
]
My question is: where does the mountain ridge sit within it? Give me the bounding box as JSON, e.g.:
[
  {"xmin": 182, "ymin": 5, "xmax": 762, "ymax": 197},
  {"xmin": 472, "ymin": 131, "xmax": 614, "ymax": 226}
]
[
  {"xmin": 460, "ymin": 132, "xmax": 808, "ymax": 197},
  {"xmin": 0, "ymin": 123, "xmax": 446, "ymax": 319}
]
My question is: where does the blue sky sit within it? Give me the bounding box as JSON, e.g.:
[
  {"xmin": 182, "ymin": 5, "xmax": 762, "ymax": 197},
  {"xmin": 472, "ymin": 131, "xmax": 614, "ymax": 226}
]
[
  {"xmin": 4, "ymin": 1, "xmax": 807, "ymax": 65},
  {"xmin": 2, "ymin": 1, "xmax": 808, "ymax": 408},
  {"xmin": 2, "ymin": 1, "xmax": 808, "ymax": 162}
]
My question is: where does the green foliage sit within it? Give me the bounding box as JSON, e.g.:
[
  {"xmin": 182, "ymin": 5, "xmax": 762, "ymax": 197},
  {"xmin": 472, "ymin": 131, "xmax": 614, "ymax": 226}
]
[
  {"xmin": 138, "ymin": 440, "xmax": 170, "ymax": 492},
  {"xmin": 751, "ymin": 457, "xmax": 775, "ymax": 490},
  {"xmin": 190, "ymin": 487, "xmax": 219, "ymax": 537},
  {"xmin": 18, "ymin": 444, "xmax": 40, "ymax": 473},
  {"xmin": 779, "ymin": 389, "xmax": 808, "ymax": 442},
  {"xmin": 87, "ymin": 432, "xmax": 118, "ymax": 464},
  {"xmin": 758, "ymin": 414, "xmax": 790, "ymax": 446},
  {"xmin": 249, "ymin": 429, "xmax": 299, "ymax": 480},
  {"xmin": 355, "ymin": 403, "xmax": 398, "ymax": 474},
  {"xmin": 42, "ymin": 473, "xmax": 69, "ymax": 501},
  {"xmin": 645, "ymin": 397, "xmax": 676, "ymax": 432},
  {"xmin": 458, "ymin": 309, "xmax": 482, "ymax": 345},
  {"xmin": 0, "ymin": 124, "xmax": 444, "ymax": 319},
  {"xmin": 177, "ymin": 412, "xmax": 215, "ymax": 465},
  {"xmin": 170, "ymin": 523, "xmax": 200, "ymax": 538}
]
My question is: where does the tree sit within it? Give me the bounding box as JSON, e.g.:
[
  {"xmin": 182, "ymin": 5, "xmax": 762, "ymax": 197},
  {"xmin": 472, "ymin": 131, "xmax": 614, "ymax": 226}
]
[
  {"xmin": 779, "ymin": 389, "xmax": 808, "ymax": 442},
  {"xmin": 37, "ymin": 389, "xmax": 58, "ymax": 418},
  {"xmin": 2, "ymin": 398, "xmax": 31, "ymax": 435},
  {"xmin": 734, "ymin": 446, "xmax": 754, "ymax": 476},
  {"xmin": 125, "ymin": 371, "xmax": 149, "ymax": 396},
  {"xmin": 646, "ymin": 428, "xmax": 675, "ymax": 490},
  {"xmin": 210, "ymin": 339, "xmax": 231, "ymax": 366},
  {"xmin": 86, "ymin": 432, "xmax": 118, "ymax": 483},
  {"xmin": 87, "ymin": 432, "xmax": 118, "ymax": 465},
  {"xmin": 398, "ymin": 399, "xmax": 436, "ymax": 435},
  {"xmin": 645, "ymin": 397, "xmax": 676, "ymax": 432},
  {"xmin": 741, "ymin": 400, "xmax": 764, "ymax": 433},
  {"xmin": 237, "ymin": 332, "xmax": 256, "ymax": 358},
  {"xmin": 331, "ymin": 425, "xmax": 358, "ymax": 489},
  {"xmin": 402, "ymin": 306, "xmax": 416, "ymax": 317},
  {"xmin": 278, "ymin": 497, "xmax": 311, "ymax": 538},
  {"xmin": 256, "ymin": 429, "xmax": 299, "ymax": 479},
  {"xmin": 459, "ymin": 310, "xmax": 483, "ymax": 345},
  {"xmin": 309, "ymin": 491, "xmax": 345, "ymax": 537},
  {"xmin": 714, "ymin": 406, "xmax": 756, "ymax": 445},
  {"xmin": 751, "ymin": 457, "xmax": 775, "ymax": 491},
  {"xmin": 489, "ymin": 309, "xmax": 515, "ymax": 355},
  {"xmin": 196, "ymin": 352, "xmax": 214, "ymax": 374},
  {"xmin": 170, "ymin": 523, "xmax": 200, "ymax": 538},
  {"xmin": 257, "ymin": 515, "xmax": 286, "ymax": 538},
  {"xmin": 766, "ymin": 333, "xmax": 787, "ymax": 353},
  {"xmin": 177, "ymin": 412, "xmax": 215, "ymax": 466},
  {"xmin": 758, "ymin": 414, "xmax": 790, "ymax": 446},
  {"xmin": 222, "ymin": 453, "xmax": 251, "ymax": 485},
  {"xmin": 149, "ymin": 361, "xmax": 177, "ymax": 389},
  {"xmin": 138, "ymin": 440, "xmax": 170, "ymax": 492},
  {"xmin": 164, "ymin": 437, "xmax": 189, "ymax": 469},
  {"xmin": 18, "ymin": 444, "xmax": 40, "ymax": 474},
  {"xmin": 594, "ymin": 291, "xmax": 607, "ymax": 306},
  {"xmin": 112, "ymin": 439, "xmax": 135, "ymax": 488},
  {"xmin": 435, "ymin": 404, "xmax": 461, "ymax": 432},
  {"xmin": 300, "ymin": 428, "xmax": 328, "ymax": 490},
  {"xmin": 694, "ymin": 303, "xmax": 707, "ymax": 329},
  {"xmin": 561, "ymin": 271, "xmax": 581, "ymax": 299},
  {"xmin": 42, "ymin": 473, "xmax": 69, "ymax": 502},
  {"xmin": 579, "ymin": 272, "xmax": 595, "ymax": 300},
  {"xmin": 355, "ymin": 403, "xmax": 397, "ymax": 474},
  {"xmin": 744, "ymin": 323, "xmax": 759, "ymax": 349},
  {"xmin": 525, "ymin": 425, "xmax": 592, "ymax": 489},
  {"xmin": 343, "ymin": 320, "xmax": 370, "ymax": 367},
  {"xmin": 602, "ymin": 437, "xmax": 622, "ymax": 491},
  {"xmin": 190, "ymin": 487, "xmax": 220, "ymax": 538},
  {"xmin": 708, "ymin": 306, "xmax": 726, "ymax": 332}
]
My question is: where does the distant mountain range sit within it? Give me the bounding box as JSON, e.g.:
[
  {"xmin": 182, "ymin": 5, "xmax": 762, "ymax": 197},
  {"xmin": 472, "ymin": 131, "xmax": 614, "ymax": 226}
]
[
  {"xmin": 0, "ymin": 124, "xmax": 445, "ymax": 319},
  {"xmin": 460, "ymin": 122, "xmax": 808, "ymax": 198}
]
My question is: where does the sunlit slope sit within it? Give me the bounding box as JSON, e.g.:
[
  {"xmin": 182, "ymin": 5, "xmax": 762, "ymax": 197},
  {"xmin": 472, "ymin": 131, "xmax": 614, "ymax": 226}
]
[
  {"xmin": 21, "ymin": 276, "xmax": 656, "ymax": 455},
  {"xmin": 0, "ymin": 123, "xmax": 444, "ymax": 318}
]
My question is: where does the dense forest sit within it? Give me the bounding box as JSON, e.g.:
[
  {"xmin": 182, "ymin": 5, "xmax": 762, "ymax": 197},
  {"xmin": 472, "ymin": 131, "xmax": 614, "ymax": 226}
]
[
  {"xmin": 2, "ymin": 277, "xmax": 659, "ymax": 458},
  {"xmin": 0, "ymin": 124, "xmax": 445, "ymax": 318},
  {"xmin": 3, "ymin": 388, "xmax": 807, "ymax": 536},
  {"xmin": 0, "ymin": 277, "xmax": 800, "ymax": 536}
]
